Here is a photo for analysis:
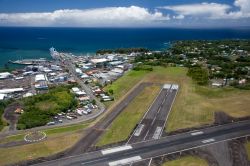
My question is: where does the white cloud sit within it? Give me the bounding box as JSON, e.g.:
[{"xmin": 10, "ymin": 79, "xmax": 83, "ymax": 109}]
[
  {"xmin": 228, "ymin": 0, "xmax": 250, "ymax": 18},
  {"xmin": 173, "ymin": 15, "xmax": 185, "ymax": 20},
  {"xmin": 159, "ymin": 0, "xmax": 250, "ymax": 20},
  {"xmin": 159, "ymin": 3, "xmax": 231, "ymax": 19},
  {"xmin": 0, "ymin": 6, "xmax": 170, "ymax": 27}
]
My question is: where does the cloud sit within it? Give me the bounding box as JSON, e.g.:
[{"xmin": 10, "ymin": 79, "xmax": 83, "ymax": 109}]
[
  {"xmin": 228, "ymin": 0, "xmax": 250, "ymax": 18},
  {"xmin": 159, "ymin": 3, "xmax": 231, "ymax": 19},
  {"xmin": 159, "ymin": 0, "xmax": 250, "ymax": 20},
  {"xmin": 0, "ymin": 6, "xmax": 170, "ymax": 27}
]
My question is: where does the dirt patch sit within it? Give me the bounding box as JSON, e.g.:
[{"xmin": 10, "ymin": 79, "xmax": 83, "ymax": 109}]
[{"xmin": 3, "ymin": 102, "xmax": 22, "ymax": 131}]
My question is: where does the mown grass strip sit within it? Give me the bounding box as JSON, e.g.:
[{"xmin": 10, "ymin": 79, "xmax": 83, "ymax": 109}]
[
  {"xmin": 97, "ymin": 85, "xmax": 160, "ymax": 146},
  {"xmin": 162, "ymin": 156, "xmax": 208, "ymax": 166}
]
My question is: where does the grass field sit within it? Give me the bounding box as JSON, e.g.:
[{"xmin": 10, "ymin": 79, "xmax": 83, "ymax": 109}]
[
  {"xmin": 96, "ymin": 85, "xmax": 161, "ymax": 146},
  {"xmin": 0, "ymin": 123, "xmax": 88, "ymax": 144},
  {"xmin": 103, "ymin": 67, "xmax": 250, "ymax": 133},
  {"xmin": 0, "ymin": 133, "xmax": 81, "ymax": 165},
  {"xmin": 104, "ymin": 70, "xmax": 150, "ymax": 106},
  {"xmin": 245, "ymin": 142, "xmax": 250, "ymax": 160},
  {"xmin": 162, "ymin": 156, "xmax": 208, "ymax": 166}
]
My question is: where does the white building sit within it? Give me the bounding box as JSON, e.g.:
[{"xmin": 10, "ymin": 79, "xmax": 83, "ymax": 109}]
[
  {"xmin": 0, "ymin": 72, "xmax": 12, "ymax": 79},
  {"xmin": 0, "ymin": 88, "xmax": 24, "ymax": 94},
  {"xmin": 0, "ymin": 94, "xmax": 6, "ymax": 100}
]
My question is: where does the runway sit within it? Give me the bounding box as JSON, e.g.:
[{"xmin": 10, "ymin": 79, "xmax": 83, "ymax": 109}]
[
  {"xmin": 66, "ymin": 82, "xmax": 153, "ymax": 155},
  {"xmin": 32, "ymin": 120, "xmax": 250, "ymax": 166},
  {"xmin": 126, "ymin": 84, "xmax": 178, "ymax": 165}
]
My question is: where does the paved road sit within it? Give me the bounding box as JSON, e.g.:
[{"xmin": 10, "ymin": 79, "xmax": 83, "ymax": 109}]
[
  {"xmin": 66, "ymin": 82, "xmax": 153, "ymax": 155},
  {"xmin": 33, "ymin": 120, "xmax": 250, "ymax": 166}
]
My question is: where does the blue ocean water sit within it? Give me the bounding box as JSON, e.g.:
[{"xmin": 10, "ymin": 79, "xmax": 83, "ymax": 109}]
[{"xmin": 0, "ymin": 27, "xmax": 250, "ymax": 68}]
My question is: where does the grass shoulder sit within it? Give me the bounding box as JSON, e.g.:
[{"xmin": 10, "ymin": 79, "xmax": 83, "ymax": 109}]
[
  {"xmin": 0, "ymin": 123, "xmax": 89, "ymax": 144},
  {"xmin": 0, "ymin": 133, "xmax": 81, "ymax": 166},
  {"xmin": 245, "ymin": 142, "xmax": 250, "ymax": 160},
  {"xmin": 97, "ymin": 85, "xmax": 160, "ymax": 146},
  {"xmin": 162, "ymin": 156, "xmax": 208, "ymax": 166}
]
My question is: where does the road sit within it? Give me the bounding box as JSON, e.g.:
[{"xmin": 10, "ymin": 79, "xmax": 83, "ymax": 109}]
[
  {"xmin": 62, "ymin": 54, "xmax": 105, "ymax": 111},
  {"xmin": 32, "ymin": 120, "xmax": 250, "ymax": 166}
]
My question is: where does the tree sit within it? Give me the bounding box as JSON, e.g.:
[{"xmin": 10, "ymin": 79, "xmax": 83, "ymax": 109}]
[{"xmin": 108, "ymin": 89, "xmax": 114, "ymax": 95}]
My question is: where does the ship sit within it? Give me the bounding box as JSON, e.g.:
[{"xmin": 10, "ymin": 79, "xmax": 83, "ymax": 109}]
[
  {"xmin": 50, "ymin": 47, "xmax": 59, "ymax": 59},
  {"xmin": 9, "ymin": 58, "xmax": 48, "ymax": 65}
]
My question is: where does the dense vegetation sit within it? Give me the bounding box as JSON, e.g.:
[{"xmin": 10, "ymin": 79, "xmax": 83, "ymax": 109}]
[
  {"xmin": 0, "ymin": 100, "xmax": 14, "ymax": 131},
  {"xmin": 96, "ymin": 47, "xmax": 149, "ymax": 55},
  {"xmin": 134, "ymin": 40, "xmax": 250, "ymax": 88},
  {"xmin": 17, "ymin": 86, "xmax": 77, "ymax": 129},
  {"xmin": 187, "ymin": 67, "xmax": 209, "ymax": 85}
]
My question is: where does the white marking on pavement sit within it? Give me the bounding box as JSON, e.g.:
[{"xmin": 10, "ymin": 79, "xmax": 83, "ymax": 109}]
[
  {"xmin": 191, "ymin": 131, "xmax": 204, "ymax": 136},
  {"xmin": 151, "ymin": 116, "xmax": 157, "ymax": 126},
  {"xmin": 134, "ymin": 124, "xmax": 145, "ymax": 136},
  {"xmin": 171, "ymin": 84, "xmax": 179, "ymax": 90},
  {"xmin": 101, "ymin": 145, "xmax": 132, "ymax": 155},
  {"xmin": 202, "ymin": 138, "xmax": 215, "ymax": 143},
  {"xmin": 109, "ymin": 156, "xmax": 142, "ymax": 166},
  {"xmin": 148, "ymin": 158, "xmax": 153, "ymax": 166},
  {"xmin": 152, "ymin": 127, "xmax": 163, "ymax": 139},
  {"xmin": 144, "ymin": 130, "xmax": 150, "ymax": 140},
  {"xmin": 163, "ymin": 84, "xmax": 171, "ymax": 89},
  {"xmin": 126, "ymin": 87, "xmax": 164, "ymax": 144}
]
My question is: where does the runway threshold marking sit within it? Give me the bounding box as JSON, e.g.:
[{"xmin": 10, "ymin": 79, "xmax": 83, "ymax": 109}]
[
  {"xmin": 109, "ymin": 156, "xmax": 142, "ymax": 166},
  {"xmin": 101, "ymin": 145, "xmax": 132, "ymax": 155},
  {"xmin": 152, "ymin": 126, "xmax": 163, "ymax": 139},
  {"xmin": 134, "ymin": 124, "xmax": 145, "ymax": 136},
  {"xmin": 202, "ymin": 138, "xmax": 215, "ymax": 143}
]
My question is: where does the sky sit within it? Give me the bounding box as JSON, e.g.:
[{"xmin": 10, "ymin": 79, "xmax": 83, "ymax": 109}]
[{"xmin": 0, "ymin": 0, "xmax": 249, "ymax": 27}]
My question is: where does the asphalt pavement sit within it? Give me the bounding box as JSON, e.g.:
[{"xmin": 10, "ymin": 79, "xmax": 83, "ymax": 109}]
[
  {"xmin": 32, "ymin": 120, "xmax": 250, "ymax": 166},
  {"xmin": 127, "ymin": 84, "xmax": 178, "ymax": 166}
]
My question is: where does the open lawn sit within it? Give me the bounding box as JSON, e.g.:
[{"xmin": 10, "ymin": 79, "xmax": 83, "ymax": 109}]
[
  {"xmin": 0, "ymin": 133, "xmax": 81, "ymax": 166},
  {"xmin": 96, "ymin": 85, "xmax": 160, "ymax": 146},
  {"xmin": 104, "ymin": 70, "xmax": 150, "ymax": 106},
  {"xmin": 103, "ymin": 67, "xmax": 250, "ymax": 133},
  {"xmin": 0, "ymin": 123, "xmax": 88, "ymax": 144},
  {"xmin": 166, "ymin": 72, "xmax": 250, "ymax": 131},
  {"xmin": 162, "ymin": 156, "xmax": 208, "ymax": 166}
]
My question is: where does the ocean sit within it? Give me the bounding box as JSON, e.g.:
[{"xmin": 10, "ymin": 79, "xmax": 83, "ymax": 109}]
[{"xmin": 1, "ymin": 27, "xmax": 250, "ymax": 68}]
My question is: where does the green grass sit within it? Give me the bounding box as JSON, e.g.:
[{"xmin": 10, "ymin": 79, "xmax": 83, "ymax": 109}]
[
  {"xmin": 104, "ymin": 69, "xmax": 150, "ymax": 106},
  {"xmin": 43, "ymin": 123, "xmax": 88, "ymax": 135},
  {"xmin": 97, "ymin": 85, "xmax": 161, "ymax": 146},
  {"xmin": 162, "ymin": 156, "xmax": 208, "ymax": 166},
  {"xmin": 0, "ymin": 123, "xmax": 89, "ymax": 144},
  {"xmin": 103, "ymin": 66, "xmax": 250, "ymax": 132},
  {"xmin": 0, "ymin": 133, "xmax": 81, "ymax": 166}
]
